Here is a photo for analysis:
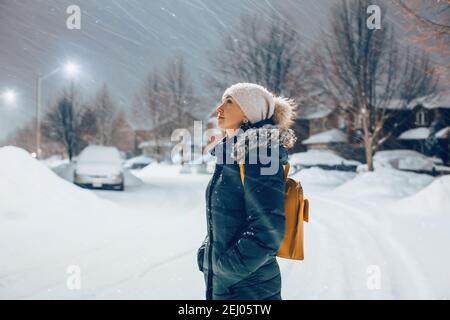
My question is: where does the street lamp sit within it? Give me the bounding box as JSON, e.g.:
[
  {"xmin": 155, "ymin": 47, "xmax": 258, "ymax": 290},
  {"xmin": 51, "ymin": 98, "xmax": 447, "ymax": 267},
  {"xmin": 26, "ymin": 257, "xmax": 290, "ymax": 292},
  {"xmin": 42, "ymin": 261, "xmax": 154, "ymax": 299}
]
[
  {"xmin": 36, "ymin": 62, "xmax": 81, "ymax": 159},
  {"xmin": 2, "ymin": 89, "xmax": 17, "ymax": 105},
  {"xmin": 63, "ymin": 62, "xmax": 80, "ymax": 77}
]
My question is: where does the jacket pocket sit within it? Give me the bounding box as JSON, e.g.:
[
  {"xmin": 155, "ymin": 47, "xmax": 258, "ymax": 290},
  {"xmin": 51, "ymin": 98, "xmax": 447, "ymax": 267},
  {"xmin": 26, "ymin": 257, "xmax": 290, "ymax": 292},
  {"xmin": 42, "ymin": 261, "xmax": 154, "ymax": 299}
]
[
  {"xmin": 197, "ymin": 246, "xmax": 205, "ymax": 272},
  {"xmin": 197, "ymin": 236, "xmax": 208, "ymax": 272}
]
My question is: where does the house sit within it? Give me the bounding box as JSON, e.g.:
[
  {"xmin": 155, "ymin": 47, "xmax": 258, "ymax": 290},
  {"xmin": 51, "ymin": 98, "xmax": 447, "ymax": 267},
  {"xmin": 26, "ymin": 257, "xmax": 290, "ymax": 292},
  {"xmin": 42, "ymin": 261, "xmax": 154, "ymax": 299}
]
[
  {"xmin": 293, "ymin": 94, "xmax": 450, "ymax": 166},
  {"xmin": 136, "ymin": 112, "xmax": 200, "ymax": 163},
  {"xmin": 295, "ymin": 105, "xmax": 365, "ymax": 161},
  {"xmin": 380, "ymin": 95, "xmax": 450, "ymax": 165}
]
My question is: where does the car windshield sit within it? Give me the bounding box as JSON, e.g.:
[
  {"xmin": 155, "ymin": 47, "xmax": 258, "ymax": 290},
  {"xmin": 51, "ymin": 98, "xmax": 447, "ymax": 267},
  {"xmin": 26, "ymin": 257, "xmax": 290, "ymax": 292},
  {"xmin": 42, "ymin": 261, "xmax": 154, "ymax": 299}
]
[{"xmin": 78, "ymin": 146, "xmax": 122, "ymax": 165}]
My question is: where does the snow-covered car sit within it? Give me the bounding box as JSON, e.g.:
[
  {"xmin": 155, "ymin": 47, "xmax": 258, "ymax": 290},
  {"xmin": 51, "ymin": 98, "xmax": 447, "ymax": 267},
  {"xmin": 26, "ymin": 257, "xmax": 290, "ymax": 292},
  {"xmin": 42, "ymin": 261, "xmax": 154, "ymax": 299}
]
[
  {"xmin": 123, "ymin": 155, "xmax": 154, "ymax": 170},
  {"xmin": 74, "ymin": 145, "xmax": 125, "ymax": 191},
  {"xmin": 373, "ymin": 149, "xmax": 442, "ymax": 172}
]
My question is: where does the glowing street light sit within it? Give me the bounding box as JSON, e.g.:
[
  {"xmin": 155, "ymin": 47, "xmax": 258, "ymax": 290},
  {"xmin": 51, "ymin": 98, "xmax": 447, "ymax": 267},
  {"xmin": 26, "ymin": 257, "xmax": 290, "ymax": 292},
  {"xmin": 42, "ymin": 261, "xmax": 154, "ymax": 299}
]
[
  {"xmin": 63, "ymin": 62, "xmax": 80, "ymax": 78},
  {"xmin": 2, "ymin": 89, "xmax": 17, "ymax": 105},
  {"xmin": 35, "ymin": 61, "xmax": 82, "ymax": 159}
]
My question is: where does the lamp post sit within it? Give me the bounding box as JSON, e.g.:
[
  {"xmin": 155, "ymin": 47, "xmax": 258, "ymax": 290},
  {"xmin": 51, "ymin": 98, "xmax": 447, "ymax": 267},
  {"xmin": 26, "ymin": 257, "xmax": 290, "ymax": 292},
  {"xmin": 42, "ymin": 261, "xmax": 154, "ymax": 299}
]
[{"xmin": 35, "ymin": 62, "xmax": 80, "ymax": 159}]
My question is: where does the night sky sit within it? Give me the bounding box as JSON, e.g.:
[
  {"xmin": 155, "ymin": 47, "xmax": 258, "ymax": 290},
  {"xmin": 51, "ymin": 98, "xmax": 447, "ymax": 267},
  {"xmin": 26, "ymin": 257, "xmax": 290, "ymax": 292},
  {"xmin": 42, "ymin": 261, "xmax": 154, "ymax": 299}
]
[
  {"xmin": 1, "ymin": 0, "xmax": 438, "ymax": 141},
  {"xmin": 0, "ymin": 0, "xmax": 337, "ymax": 140}
]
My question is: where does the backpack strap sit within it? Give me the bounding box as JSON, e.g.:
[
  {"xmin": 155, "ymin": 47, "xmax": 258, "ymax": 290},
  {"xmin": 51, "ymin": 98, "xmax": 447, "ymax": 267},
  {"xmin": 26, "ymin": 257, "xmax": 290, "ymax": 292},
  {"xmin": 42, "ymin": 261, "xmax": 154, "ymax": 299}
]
[{"xmin": 239, "ymin": 161, "xmax": 290, "ymax": 186}]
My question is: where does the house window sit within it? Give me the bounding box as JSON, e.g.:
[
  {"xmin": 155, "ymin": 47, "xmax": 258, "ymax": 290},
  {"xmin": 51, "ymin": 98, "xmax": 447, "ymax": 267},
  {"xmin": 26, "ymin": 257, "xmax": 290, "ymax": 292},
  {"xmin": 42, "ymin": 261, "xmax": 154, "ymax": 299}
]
[{"xmin": 416, "ymin": 111, "xmax": 426, "ymax": 126}]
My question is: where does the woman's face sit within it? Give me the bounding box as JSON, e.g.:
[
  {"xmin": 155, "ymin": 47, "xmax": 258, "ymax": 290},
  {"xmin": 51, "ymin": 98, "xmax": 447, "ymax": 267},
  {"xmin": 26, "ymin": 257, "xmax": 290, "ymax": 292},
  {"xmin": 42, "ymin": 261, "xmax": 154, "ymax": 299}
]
[{"xmin": 216, "ymin": 95, "xmax": 247, "ymax": 130}]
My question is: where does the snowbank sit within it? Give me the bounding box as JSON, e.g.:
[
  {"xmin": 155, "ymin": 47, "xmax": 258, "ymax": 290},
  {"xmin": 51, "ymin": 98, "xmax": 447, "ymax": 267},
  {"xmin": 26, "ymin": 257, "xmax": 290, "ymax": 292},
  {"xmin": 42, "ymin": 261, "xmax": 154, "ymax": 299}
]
[
  {"xmin": 0, "ymin": 147, "xmax": 142, "ymax": 295},
  {"xmin": 0, "ymin": 146, "xmax": 114, "ymax": 220},
  {"xmin": 123, "ymin": 155, "xmax": 154, "ymax": 169},
  {"xmin": 291, "ymin": 167, "xmax": 356, "ymax": 192},
  {"xmin": 331, "ymin": 167, "xmax": 434, "ymax": 200},
  {"xmin": 388, "ymin": 175, "xmax": 450, "ymax": 216},
  {"xmin": 0, "ymin": 146, "xmax": 210, "ymax": 299},
  {"xmin": 40, "ymin": 155, "xmax": 70, "ymax": 169},
  {"xmin": 373, "ymin": 149, "xmax": 439, "ymax": 172},
  {"xmin": 289, "ymin": 149, "xmax": 361, "ymax": 166}
]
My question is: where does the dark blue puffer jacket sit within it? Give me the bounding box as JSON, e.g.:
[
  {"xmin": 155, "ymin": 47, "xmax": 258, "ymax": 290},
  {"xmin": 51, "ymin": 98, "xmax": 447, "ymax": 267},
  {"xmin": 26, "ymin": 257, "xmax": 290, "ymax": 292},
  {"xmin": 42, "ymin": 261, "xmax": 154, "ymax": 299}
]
[{"xmin": 197, "ymin": 117, "xmax": 296, "ymax": 300}]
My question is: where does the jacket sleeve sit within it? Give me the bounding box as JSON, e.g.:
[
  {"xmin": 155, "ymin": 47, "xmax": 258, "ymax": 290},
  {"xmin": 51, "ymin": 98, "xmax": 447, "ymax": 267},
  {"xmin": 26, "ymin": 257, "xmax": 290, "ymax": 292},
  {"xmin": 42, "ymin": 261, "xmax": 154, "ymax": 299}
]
[
  {"xmin": 214, "ymin": 162, "xmax": 286, "ymax": 288},
  {"xmin": 197, "ymin": 235, "xmax": 208, "ymax": 272}
]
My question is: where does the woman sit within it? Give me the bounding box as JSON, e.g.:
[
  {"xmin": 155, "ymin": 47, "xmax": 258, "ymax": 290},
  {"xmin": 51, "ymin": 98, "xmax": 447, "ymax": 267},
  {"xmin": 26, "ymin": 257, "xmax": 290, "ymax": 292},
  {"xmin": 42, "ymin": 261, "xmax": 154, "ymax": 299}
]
[{"xmin": 197, "ymin": 83, "xmax": 297, "ymax": 300}]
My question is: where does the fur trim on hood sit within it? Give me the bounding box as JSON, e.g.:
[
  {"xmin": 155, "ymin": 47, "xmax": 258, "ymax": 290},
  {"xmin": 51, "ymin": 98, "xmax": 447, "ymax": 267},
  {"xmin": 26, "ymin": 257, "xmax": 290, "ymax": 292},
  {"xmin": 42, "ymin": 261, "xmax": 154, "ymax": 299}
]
[
  {"xmin": 208, "ymin": 93, "xmax": 298, "ymax": 164},
  {"xmin": 231, "ymin": 123, "xmax": 297, "ymax": 164},
  {"xmin": 272, "ymin": 95, "xmax": 297, "ymax": 129},
  {"xmin": 230, "ymin": 95, "xmax": 298, "ymax": 163}
]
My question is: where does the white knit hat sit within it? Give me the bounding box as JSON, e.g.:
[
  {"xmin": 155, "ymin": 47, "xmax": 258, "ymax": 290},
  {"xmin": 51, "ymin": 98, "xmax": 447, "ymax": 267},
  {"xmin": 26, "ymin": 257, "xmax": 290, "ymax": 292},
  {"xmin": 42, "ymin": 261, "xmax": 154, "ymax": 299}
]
[{"xmin": 222, "ymin": 83, "xmax": 275, "ymax": 124}]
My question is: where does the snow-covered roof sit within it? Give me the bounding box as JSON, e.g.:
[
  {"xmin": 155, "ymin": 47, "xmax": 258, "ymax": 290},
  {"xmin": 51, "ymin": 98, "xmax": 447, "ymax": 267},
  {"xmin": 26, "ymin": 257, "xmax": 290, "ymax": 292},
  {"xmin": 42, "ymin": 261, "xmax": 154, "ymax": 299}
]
[
  {"xmin": 382, "ymin": 99, "xmax": 410, "ymax": 110},
  {"xmin": 138, "ymin": 140, "xmax": 173, "ymax": 148},
  {"xmin": 380, "ymin": 94, "xmax": 450, "ymax": 110},
  {"xmin": 302, "ymin": 129, "xmax": 347, "ymax": 144},
  {"xmin": 435, "ymin": 126, "xmax": 450, "ymax": 139},
  {"xmin": 411, "ymin": 94, "xmax": 450, "ymax": 109},
  {"xmin": 398, "ymin": 127, "xmax": 430, "ymax": 140},
  {"xmin": 298, "ymin": 106, "xmax": 335, "ymax": 120}
]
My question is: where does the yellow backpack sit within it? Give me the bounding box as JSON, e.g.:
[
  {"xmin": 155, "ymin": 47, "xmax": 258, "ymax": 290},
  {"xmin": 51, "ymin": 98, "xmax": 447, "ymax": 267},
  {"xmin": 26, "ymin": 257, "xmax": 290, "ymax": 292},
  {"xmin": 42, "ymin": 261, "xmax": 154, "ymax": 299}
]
[{"xmin": 239, "ymin": 162, "xmax": 310, "ymax": 260}]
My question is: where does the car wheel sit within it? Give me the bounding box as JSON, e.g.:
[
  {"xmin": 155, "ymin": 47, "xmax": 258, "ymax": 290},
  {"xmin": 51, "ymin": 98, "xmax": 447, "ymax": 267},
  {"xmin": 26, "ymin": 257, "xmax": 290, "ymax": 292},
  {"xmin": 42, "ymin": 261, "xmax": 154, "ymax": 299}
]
[{"xmin": 118, "ymin": 183, "xmax": 125, "ymax": 191}]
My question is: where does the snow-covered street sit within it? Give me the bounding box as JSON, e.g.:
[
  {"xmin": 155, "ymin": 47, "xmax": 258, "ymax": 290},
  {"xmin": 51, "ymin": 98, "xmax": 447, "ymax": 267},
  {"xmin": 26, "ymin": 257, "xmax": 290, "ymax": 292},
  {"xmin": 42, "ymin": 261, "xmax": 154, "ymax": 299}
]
[{"xmin": 1, "ymin": 146, "xmax": 450, "ymax": 299}]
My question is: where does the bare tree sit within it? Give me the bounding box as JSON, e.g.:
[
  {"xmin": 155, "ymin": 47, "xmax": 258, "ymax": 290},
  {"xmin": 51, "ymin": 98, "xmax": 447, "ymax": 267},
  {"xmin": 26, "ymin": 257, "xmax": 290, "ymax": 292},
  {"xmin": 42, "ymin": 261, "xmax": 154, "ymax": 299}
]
[
  {"xmin": 42, "ymin": 86, "xmax": 95, "ymax": 160},
  {"xmin": 164, "ymin": 54, "xmax": 200, "ymax": 127},
  {"xmin": 111, "ymin": 111, "xmax": 135, "ymax": 152},
  {"xmin": 392, "ymin": 0, "xmax": 450, "ymax": 88},
  {"xmin": 132, "ymin": 69, "xmax": 171, "ymax": 131},
  {"xmin": 392, "ymin": 0, "xmax": 450, "ymax": 51},
  {"xmin": 91, "ymin": 84, "xmax": 118, "ymax": 145},
  {"xmin": 132, "ymin": 68, "xmax": 173, "ymax": 161},
  {"xmin": 315, "ymin": 0, "xmax": 440, "ymax": 171},
  {"xmin": 208, "ymin": 14, "xmax": 308, "ymax": 100}
]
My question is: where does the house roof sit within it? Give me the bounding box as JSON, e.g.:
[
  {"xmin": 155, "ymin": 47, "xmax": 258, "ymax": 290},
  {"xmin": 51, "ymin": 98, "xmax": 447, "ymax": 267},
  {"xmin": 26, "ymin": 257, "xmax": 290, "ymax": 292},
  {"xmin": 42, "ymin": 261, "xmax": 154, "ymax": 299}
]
[
  {"xmin": 138, "ymin": 140, "xmax": 173, "ymax": 148},
  {"xmin": 297, "ymin": 105, "xmax": 336, "ymax": 120},
  {"xmin": 398, "ymin": 127, "xmax": 431, "ymax": 140},
  {"xmin": 382, "ymin": 94, "xmax": 450, "ymax": 110},
  {"xmin": 302, "ymin": 129, "xmax": 347, "ymax": 145}
]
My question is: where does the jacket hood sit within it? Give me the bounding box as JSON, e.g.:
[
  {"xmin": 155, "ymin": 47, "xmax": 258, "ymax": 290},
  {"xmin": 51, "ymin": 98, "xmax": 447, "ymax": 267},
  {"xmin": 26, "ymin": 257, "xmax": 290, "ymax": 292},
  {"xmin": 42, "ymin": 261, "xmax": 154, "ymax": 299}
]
[
  {"xmin": 209, "ymin": 118, "xmax": 297, "ymax": 165},
  {"xmin": 231, "ymin": 120, "xmax": 297, "ymax": 164},
  {"xmin": 208, "ymin": 93, "xmax": 297, "ymax": 164}
]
